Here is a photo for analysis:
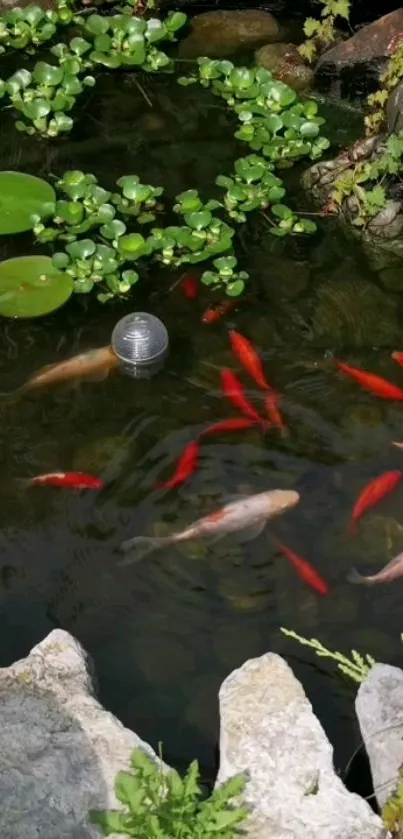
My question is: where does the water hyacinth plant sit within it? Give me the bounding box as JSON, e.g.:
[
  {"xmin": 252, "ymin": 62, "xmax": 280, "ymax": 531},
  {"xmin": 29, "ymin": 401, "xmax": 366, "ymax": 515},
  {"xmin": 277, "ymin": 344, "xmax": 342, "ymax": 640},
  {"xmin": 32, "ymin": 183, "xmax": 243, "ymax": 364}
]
[{"xmin": 0, "ymin": 1, "xmax": 331, "ymax": 317}]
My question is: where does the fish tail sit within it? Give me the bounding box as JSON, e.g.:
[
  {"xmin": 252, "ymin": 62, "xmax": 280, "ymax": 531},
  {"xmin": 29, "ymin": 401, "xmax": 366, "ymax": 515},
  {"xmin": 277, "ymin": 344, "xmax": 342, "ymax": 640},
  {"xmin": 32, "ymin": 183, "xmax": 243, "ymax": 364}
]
[
  {"xmin": 118, "ymin": 534, "xmax": 172, "ymax": 565},
  {"xmin": 347, "ymin": 567, "xmax": 366, "ymax": 585}
]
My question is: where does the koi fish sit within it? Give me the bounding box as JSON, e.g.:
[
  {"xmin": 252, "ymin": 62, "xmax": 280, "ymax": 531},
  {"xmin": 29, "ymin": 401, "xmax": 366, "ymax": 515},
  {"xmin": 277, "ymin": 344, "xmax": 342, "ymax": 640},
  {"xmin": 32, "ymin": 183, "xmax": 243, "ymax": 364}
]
[
  {"xmin": 392, "ymin": 351, "xmax": 403, "ymax": 369},
  {"xmin": 348, "ymin": 470, "xmax": 403, "ymax": 533},
  {"xmin": 276, "ymin": 540, "xmax": 329, "ymax": 595},
  {"xmin": 180, "ymin": 273, "xmax": 199, "ymax": 300},
  {"xmin": 25, "ymin": 471, "xmax": 104, "ymax": 490},
  {"xmin": 335, "ymin": 360, "xmax": 403, "ymax": 400},
  {"xmin": 120, "ymin": 488, "xmax": 300, "ymax": 563},
  {"xmin": 200, "ymin": 418, "xmax": 257, "ymax": 438},
  {"xmin": 264, "ymin": 390, "xmax": 288, "ymax": 437},
  {"xmin": 202, "ymin": 300, "xmax": 237, "ymax": 324},
  {"xmin": 392, "ymin": 441, "xmax": 403, "ymax": 451},
  {"xmin": 228, "ymin": 330, "xmax": 271, "ymax": 391},
  {"xmin": 11, "ymin": 345, "xmax": 119, "ymax": 397},
  {"xmin": 348, "ymin": 551, "xmax": 403, "ymax": 586},
  {"xmin": 220, "ymin": 370, "xmax": 268, "ymax": 431},
  {"xmin": 154, "ymin": 440, "xmax": 200, "ymax": 491}
]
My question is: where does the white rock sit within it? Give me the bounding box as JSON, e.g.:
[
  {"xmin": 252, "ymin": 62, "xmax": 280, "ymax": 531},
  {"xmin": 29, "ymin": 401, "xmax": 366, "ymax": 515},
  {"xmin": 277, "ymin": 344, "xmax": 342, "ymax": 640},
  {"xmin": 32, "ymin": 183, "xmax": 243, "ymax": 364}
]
[
  {"xmin": 216, "ymin": 652, "xmax": 384, "ymax": 839},
  {"xmin": 356, "ymin": 662, "xmax": 403, "ymax": 807},
  {"xmin": 0, "ymin": 629, "xmax": 166, "ymax": 839}
]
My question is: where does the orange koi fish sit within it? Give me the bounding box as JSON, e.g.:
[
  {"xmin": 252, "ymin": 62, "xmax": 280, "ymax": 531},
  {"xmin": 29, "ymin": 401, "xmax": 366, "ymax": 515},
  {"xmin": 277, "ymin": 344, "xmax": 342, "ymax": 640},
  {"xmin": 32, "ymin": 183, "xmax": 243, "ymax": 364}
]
[
  {"xmin": 180, "ymin": 273, "xmax": 199, "ymax": 300},
  {"xmin": 12, "ymin": 345, "xmax": 119, "ymax": 397},
  {"xmin": 25, "ymin": 471, "xmax": 104, "ymax": 490},
  {"xmin": 349, "ymin": 470, "xmax": 403, "ymax": 533},
  {"xmin": 335, "ymin": 360, "xmax": 403, "ymax": 400},
  {"xmin": 120, "ymin": 488, "xmax": 300, "ymax": 563},
  {"xmin": 228, "ymin": 330, "xmax": 271, "ymax": 391},
  {"xmin": 202, "ymin": 300, "xmax": 237, "ymax": 324},
  {"xmin": 264, "ymin": 390, "xmax": 288, "ymax": 437},
  {"xmin": 392, "ymin": 351, "xmax": 403, "ymax": 369},
  {"xmin": 154, "ymin": 440, "xmax": 200, "ymax": 491},
  {"xmin": 276, "ymin": 540, "xmax": 329, "ymax": 595},
  {"xmin": 220, "ymin": 370, "xmax": 268, "ymax": 431},
  {"xmin": 201, "ymin": 418, "xmax": 257, "ymax": 438}
]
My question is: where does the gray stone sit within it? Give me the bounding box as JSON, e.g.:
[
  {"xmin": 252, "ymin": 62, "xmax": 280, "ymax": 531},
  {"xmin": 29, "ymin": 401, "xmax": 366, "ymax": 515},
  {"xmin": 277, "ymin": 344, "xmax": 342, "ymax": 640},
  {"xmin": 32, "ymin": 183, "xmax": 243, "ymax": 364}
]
[
  {"xmin": 0, "ymin": 629, "xmax": 167, "ymax": 839},
  {"xmin": 216, "ymin": 652, "xmax": 384, "ymax": 839},
  {"xmin": 387, "ymin": 80, "xmax": 403, "ymax": 135},
  {"xmin": 178, "ymin": 10, "xmax": 281, "ymax": 59},
  {"xmin": 356, "ymin": 662, "xmax": 403, "ymax": 807}
]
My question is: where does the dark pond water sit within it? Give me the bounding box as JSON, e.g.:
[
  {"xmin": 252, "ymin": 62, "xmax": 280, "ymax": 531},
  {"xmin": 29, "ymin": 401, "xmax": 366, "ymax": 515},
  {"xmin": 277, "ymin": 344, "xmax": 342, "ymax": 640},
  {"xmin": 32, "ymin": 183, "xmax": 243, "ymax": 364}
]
[{"xmin": 0, "ymin": 65, "xmax": 402, "ymax": 784}]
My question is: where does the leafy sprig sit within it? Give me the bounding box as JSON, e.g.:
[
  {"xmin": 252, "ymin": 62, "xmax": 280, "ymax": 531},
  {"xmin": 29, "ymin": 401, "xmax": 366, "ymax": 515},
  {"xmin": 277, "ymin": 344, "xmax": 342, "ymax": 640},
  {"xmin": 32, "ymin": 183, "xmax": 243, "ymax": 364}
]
[
  {"xmin": 299, "ymin": 0, "xmax": 351, "ymax": 65},
  {"xmin": 89, "ymin": 746, "xmax": 248, "ymax": 838},
  {"xmin": 280, "ymin": 627, "xmax": 375, "ymax": 683}
]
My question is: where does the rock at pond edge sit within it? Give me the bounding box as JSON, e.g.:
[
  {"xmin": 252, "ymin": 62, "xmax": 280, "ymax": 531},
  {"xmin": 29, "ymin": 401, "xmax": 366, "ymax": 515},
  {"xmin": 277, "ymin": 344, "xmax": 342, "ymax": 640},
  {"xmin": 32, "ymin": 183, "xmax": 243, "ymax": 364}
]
[
  {"xmin": 0, "ymin": 629, "xmax": 169, "ymax": 839},
  {"xmin": 255, "ymin": 43, "xmax": 314, "ymax": 92},
  {"xmin": 178, "ymin": 10, "xmax": 281, "ymax": 59},
  {"xmin": 216, "ymin": 652, "xmax": 384, "ymax": 839},
  {"xmin": 356, "ymin": 662, "xmax": 403, "ymax": 808}
]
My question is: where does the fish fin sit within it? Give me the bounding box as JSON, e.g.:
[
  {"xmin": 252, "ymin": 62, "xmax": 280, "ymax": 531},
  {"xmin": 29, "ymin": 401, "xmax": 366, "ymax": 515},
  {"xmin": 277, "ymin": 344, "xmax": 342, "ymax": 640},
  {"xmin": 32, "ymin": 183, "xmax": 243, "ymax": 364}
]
[
  {"xmin": 118, "ymin": 534, "xmax": 171, "ymax": 565},
  {"xmin": 347, "ymin": 567, "xmax": 365, "ymax": 585}
]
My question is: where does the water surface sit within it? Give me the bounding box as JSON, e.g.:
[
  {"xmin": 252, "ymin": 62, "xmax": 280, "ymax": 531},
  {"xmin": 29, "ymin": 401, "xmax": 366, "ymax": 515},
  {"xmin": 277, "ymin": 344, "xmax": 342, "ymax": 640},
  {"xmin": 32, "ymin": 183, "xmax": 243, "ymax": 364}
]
[{"xmin": 0, "ymin": 69, "xmax": 402, "ymax": 780}]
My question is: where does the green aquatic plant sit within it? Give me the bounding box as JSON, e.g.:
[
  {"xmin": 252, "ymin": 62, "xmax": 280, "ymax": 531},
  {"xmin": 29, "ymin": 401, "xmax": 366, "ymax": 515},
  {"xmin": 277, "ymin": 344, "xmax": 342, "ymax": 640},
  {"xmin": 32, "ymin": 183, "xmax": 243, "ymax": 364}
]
[
  {"xmin": 0, "ymin": 171, "xmax": 55, "ymax": 234},
  {"xmin": 0, "ymin": 255, "xmax": 73, "ymax": 318},
  {"xmin": 89, "ymin": 745, "xmax": 248, "ymax": 838},
  {"xmin": 298, "ymin": 0, "xmax": 351, "ymax": 65},
  {"xmin": 366, "ymin": 37, "xmax": 403, "ymax": 136},
  {"xmin": 0, "ymin": 2, "xmax": 332, "ymax": 314},
  {"xmin": 280, "ymin": 627, "xmax": 375, "ymax": 683},
  {"xmin": 0, "ymin": 0, "xmax": 74, "ymax": 55}
]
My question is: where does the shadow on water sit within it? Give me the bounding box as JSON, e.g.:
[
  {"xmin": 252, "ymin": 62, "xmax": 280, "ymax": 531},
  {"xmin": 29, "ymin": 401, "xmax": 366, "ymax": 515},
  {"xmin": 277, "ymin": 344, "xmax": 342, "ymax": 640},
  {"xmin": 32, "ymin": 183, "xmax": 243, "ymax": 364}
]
[{"xmin": 1, "ymin": 60, "xmax": 403, "ymax": 780}]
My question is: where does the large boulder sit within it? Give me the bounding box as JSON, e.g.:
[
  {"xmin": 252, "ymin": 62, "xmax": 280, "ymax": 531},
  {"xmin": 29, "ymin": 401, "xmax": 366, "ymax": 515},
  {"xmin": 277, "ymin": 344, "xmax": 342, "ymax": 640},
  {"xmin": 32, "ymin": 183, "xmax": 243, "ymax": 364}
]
[
  {"xmin": 178, "ymin": 10, "xmax": 281, "ymax": 59},
  {"xmin": 356, "ymin": 662, "xmax": 403, "ymax": 808},
  {"xmin": 216, "ymin": 652, "xmax": 384, "ymax": 839},
  {"xmin": 255, "ymin": 43, "xmax": 314, "ymax": 92},
  {"xmin": 0, "ymin": 629, "xmax": 167, "ymax": 839},
  {"xmin": 317, "ymin": 10, "xmax": 403, "ymax": 72}
]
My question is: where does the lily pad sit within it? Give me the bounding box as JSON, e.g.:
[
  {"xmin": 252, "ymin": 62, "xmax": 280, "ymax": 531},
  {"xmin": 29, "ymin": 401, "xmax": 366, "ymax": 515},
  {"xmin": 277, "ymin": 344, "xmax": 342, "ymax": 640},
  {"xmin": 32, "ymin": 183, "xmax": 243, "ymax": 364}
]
[
  {"xmin": 0, "ymin": 171, "xmax": 55, "ymax": 235},
  {"xmin": 0, "ymin": 255, "xmax": 73, "ymax": 319}
]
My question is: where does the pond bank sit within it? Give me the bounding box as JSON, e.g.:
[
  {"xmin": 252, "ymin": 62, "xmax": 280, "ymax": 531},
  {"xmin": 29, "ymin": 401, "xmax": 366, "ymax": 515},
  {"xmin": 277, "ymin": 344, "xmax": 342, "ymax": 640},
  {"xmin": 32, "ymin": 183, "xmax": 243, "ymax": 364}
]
[{"xmin": 0, "ymin": 629, "xmax": 390, "ymax": 838}]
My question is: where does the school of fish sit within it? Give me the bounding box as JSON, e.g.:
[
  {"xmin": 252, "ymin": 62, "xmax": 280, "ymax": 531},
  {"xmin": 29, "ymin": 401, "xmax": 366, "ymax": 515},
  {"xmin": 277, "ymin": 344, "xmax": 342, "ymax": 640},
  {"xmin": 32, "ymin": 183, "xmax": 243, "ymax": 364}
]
[{"xmin": 10, "ymin": 272, "xmax": 403, "ymax": 596}]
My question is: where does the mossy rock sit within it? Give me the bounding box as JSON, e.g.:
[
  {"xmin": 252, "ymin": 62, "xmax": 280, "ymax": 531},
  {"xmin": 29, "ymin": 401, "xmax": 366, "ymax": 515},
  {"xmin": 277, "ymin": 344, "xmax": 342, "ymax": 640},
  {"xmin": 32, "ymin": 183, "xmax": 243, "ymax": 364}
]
[
  {"xmin": 178, "ymin": 10, "xmax": 281, "ymax": 59},
  {"xmin": 255, "ymin": 43, "xmax": 314, "ymax": 92}
]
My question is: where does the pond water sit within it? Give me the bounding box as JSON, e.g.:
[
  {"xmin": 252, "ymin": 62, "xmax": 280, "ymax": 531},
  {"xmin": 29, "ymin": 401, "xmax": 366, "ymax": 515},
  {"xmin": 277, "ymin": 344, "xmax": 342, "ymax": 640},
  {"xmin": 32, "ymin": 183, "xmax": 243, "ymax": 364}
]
[{"xmin": 0, "ymin": 66, "xmax": 402, "ymax": 784}]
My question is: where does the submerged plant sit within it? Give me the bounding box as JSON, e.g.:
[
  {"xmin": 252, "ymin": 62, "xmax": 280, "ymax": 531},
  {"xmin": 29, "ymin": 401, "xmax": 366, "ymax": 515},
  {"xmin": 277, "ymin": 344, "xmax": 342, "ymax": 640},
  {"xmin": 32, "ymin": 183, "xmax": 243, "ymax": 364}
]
[
  {"xmin": 89, "ymin": 746, "xmax": 248, "ymax": 838},
  {"xmin": 280, "ymin": 627, "xmax": 375, "ymax": 683}
]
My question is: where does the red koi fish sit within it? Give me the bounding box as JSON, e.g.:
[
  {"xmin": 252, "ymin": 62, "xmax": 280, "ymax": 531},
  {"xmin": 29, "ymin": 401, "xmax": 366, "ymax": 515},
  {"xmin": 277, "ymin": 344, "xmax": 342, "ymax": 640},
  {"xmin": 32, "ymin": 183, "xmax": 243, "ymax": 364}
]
[
  {"xmin": 229, "ymin": 330, "xmax": 271, "ymax": 391},
  {"xmin": 392, "ymin": 351, "xmax": 403, "ymax": 369},
  {"xmin": 26, "ymin": 471, "xmax": 104, "ymax": 490},
  {"xmin": 155, "ymin": 440, "xmax": 200, "ymax": 490},
  {"xmin": 349, "ymin": 470, "xmax": 403, "ymax": 533},
  {"xmin": 202, "ymin": 300, "xmax": 236, "ymax": 324},
  {"xmin": 264, "ymin": 390, "xmax": 288, "ymax": 437},
  {"xmin": 201, "ymin": 417, "xmax": 257, "ymax": 438},
  {"xmin": 335, "ymin": 360, "xmax": 403, "ymax": 400},
  {"xmin": 276, "ymin": 540, "xmax": 329, "ymax": 595},
  {"xmin": 180, "ymin": 273, "xmax": 199, "ymax": 300},
  {"xmin": 220, "ymin": 370, "xmax": 268, "ymax": 431}
]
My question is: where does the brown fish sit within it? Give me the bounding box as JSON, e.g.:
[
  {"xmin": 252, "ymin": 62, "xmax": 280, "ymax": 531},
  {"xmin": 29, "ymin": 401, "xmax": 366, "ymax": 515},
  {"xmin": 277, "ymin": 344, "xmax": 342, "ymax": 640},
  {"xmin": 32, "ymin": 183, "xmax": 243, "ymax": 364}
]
[
  {"xmin": 120, "ymin": 488, "xmax": 300, "ymax": 564},
  {"xmin": 348, "ymin": 552, "xmax": 403, "ymax": 586},
  {"xmin": 12, "ymin": 345, "xmax": 119, "ymax": 396}
]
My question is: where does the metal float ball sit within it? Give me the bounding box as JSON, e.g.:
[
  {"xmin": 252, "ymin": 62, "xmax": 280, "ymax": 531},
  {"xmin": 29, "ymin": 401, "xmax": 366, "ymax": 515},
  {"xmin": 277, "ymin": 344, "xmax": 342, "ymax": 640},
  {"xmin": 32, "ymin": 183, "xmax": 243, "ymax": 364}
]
[{"xmin": 111, "ymin": 312, "xmax": 169, "ymax": 379}]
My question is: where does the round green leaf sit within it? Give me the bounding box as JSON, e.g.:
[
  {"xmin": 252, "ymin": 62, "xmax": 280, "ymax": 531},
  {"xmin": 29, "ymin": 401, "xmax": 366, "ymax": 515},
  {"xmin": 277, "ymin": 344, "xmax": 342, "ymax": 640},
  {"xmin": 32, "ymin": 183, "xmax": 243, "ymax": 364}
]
[
  {"xmin": 226, "ymin": 279, "xmax": 245, "ymax": 296},
  {"xmin": 300, "ymin": 120, "xmax": 320, "ymax": 138},
  {"xmin": 32, "ymin": 61, "xmax": 63, "ymax": 86},
  {"xmin": 85, "ymin": 13, "xmax": 109, "ymax": 36},
  {"xmin": 165, "ymin": 11, "xmax": 187, "ymax": 31},
  {"xmin": 184, "ymin": 210, "xmax": 212, "ymax": 230},
  {"xmin": 0, "ymin": 255, "xmax": 73, "ymax": 318},
  {"xmin": 100, "ymin": 219, "xmax": 126, "ymax": 239},
  {"xmin": 22, "ymin": 99, "xmax": 51, "ymax": 121},
  {"xmin": 55, "ymin": 200, "xmax": 84, "ymax": 225},
  {"xmin": 118, "ymin": 233, "xmax": 151, "ymax": 259},
  {"xmin": 66, "ymin": 238, "xmax": 96, "ymax": 259},
  {"xmin": 0, "ymin": 171, "xmax": 56, "ymax": 234}
]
